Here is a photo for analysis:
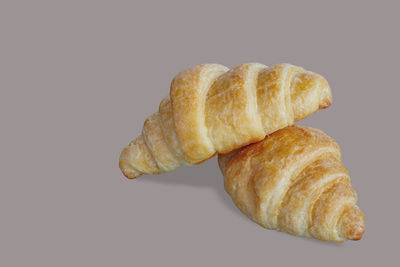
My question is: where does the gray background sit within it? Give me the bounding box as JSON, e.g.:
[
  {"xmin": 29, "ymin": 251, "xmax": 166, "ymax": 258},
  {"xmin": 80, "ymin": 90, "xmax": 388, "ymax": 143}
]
[{"xmin": 1, "ymin": 0, "xmax": 399, "ymax": 266}]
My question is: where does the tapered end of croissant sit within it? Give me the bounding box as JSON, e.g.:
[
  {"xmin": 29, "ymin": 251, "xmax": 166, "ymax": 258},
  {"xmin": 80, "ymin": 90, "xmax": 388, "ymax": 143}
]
[
  {"xmin": 119, "ymin": 135, "xmax": 162, "ymax": 179},
  {"xmin": 119, "ymin": 147, "xmax": 142, "ymax": 179},
  {"xmin": 319, "ymin": 78, "xmax": 332, "ymax": 109},
  {"xmin": 119, "ymin": 158, "xmax": 141, "ymax": 179},
  {"xmin": 338, "ymin": 205, "xmax": 365, "ymax": 241},
  {"xmin": 290, "ymin": 69, "xmax": 332, "ymax": 121}
]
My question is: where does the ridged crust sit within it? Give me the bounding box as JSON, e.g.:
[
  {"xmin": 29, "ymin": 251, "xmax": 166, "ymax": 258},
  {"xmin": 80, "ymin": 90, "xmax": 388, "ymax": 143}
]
[
  {"xmin": 218, "ymin": 126, "xmax": 365, "ymax": 242},
  {"xmin": 119, "ymin": 63, "xmax": 332, "ymax": 178}
]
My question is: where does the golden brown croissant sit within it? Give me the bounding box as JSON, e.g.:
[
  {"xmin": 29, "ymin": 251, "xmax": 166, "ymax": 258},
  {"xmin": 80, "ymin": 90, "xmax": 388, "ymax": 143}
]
[
  {"xmin": 120, "ymin": 63, "xmax": 332, "ymax": 178},
  {"xmin": 218, "ymin": 126, "xmax": 365, "ymax": 242}
]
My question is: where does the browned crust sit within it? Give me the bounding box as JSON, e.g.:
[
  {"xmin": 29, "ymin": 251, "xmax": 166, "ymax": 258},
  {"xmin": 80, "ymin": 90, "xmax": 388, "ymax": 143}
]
[
  {"xmin": 218, "ymin": 125, "xmax": 364, "ymax": 242},
  {"xmin": 120, "ymin": 63, "xmax": 333, "ymax": 178}
]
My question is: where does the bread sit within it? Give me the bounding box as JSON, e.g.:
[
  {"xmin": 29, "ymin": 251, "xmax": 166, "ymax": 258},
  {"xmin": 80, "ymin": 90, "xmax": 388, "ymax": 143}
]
[
  {"xmin": 120, "ymin": 63, "xmax": 332, "ymax": 178},
  {"xmin": 218, "ymin": 125, "xmax": 365, "ymax": 242}
]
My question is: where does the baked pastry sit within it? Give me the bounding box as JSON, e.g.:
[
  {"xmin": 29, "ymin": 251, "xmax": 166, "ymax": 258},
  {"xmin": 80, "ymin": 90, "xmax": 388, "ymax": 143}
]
[
  {"xmin": 218, "ymin": 126, "xmax": 365, "ymax": 242},
  {"xmin": 120, "ymin": 63, "xmax": 332, "ymax": 178}
]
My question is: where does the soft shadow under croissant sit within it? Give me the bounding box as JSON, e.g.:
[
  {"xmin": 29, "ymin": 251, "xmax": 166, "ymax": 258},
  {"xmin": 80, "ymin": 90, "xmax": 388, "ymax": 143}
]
[
  {"xmin": 218, "ymin": 125, "xmax": 365, "ymax": 242},
  {"xmin": 120, "ymin": 63, "xmax": 332, "ymax": 178}
]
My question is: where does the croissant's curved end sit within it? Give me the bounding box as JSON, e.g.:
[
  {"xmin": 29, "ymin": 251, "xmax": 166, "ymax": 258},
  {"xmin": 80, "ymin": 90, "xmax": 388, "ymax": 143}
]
[
  {"xmin": 319, "ymin": 76, "xmax": 332, "ymax": 109},
  {"xmin": 288, "ymin": 67, "xmax": 333, "ymax": 122},
  {"xmin": 119, "ymin": 135, "xmax": 161, "ymax": 179},
  {"xmin": 119, "ymin": 147, "xmax": 142, "ymax": 179},
  {"xmin": 338, "ymin": 205, "xmax": 365, "ymax": 241}
]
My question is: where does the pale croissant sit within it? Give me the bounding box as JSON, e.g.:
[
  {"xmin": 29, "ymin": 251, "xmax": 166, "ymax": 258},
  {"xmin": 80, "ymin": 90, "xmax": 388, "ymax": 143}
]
[
  {"xmin": 218, "ymin": 125, "xmax": 365, "ymax": 242},
  {"xmin": 120, "ymin": 63, "xmax": 332, "ymax": 178}
]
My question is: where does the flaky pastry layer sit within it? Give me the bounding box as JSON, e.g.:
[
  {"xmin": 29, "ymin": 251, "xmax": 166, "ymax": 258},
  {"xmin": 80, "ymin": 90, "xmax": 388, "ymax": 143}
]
[
  {"xmin": 218, "ymin": 126, "xmax": 365, "ymax": 242},
  {"xmin": 120, "ymin": 63, "xmax": 332, "ymax": 178}
]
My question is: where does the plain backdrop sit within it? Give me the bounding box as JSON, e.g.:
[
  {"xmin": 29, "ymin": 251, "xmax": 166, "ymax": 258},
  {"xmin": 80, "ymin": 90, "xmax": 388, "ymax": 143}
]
[{"xmin": 1, "ymin": 0, "xmax": 399, "ymax": 266}]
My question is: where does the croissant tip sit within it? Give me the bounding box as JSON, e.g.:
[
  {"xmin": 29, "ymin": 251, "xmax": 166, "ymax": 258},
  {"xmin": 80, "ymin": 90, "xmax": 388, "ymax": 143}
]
[
  {"xmin": 123, "ymin": 173, "xmax": 141, "ymax": 180},
  {"xmin": 349, "ymin": 229, "xmax": 365, "ymax": 241},
  {"xmin": 319, "ymin": 96, "xmax": 332, "ymax": 110},
  {"xmin": 119, "ymin": 161, "xmax": 141, "ymax": 179},
  {"xmin": 319, "ymin": 85, "xmax": 332, "ymax": 110},
  {"xmin": 343, "ymin": 222, "xmax": 365, "ymax": 241},
  {"xmin": 339, "ymin": 206, "xmax": 365, "ymax": 241},
  {"xmin": 344, "ymin": 227, "xmax": 364, "ymax": 241},
  {"xmin": 121, "ymin": 169, "xmax": 141, "ymax": 179}
]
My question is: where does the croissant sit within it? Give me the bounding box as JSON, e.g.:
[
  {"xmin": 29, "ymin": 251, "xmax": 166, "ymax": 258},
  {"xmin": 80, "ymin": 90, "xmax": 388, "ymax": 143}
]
[
  {"xmin": 218, "ymin": 126, "xmax": 365, "ymax": 242},
  {"xmin": 120, "ymin": 63, "xmax": 332, "ymax": 178}
]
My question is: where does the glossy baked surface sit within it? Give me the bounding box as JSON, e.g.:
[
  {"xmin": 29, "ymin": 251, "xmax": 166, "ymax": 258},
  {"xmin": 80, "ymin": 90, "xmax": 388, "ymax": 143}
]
[
  {"xmin": 218, "ymin": 126, "xmax": 365, "ymax": 242},
  {"xmin": 120, "ymin": 63, "xmax": 332, "ymax": 178}
]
